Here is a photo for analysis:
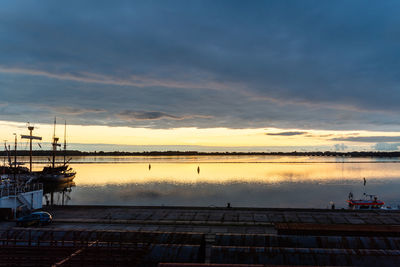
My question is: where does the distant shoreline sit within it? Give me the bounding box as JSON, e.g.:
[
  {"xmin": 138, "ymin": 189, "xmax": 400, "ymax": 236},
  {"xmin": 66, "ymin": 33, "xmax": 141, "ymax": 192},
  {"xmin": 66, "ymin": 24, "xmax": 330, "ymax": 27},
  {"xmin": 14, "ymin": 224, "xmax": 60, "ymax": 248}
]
[{"xmin": 1, "ymin": 150, "xmax": 400, "ymax": 158}]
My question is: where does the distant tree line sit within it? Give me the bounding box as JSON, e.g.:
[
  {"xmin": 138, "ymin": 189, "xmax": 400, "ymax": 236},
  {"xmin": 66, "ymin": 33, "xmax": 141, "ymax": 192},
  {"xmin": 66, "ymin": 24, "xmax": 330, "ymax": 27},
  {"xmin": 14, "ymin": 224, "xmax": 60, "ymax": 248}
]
[{"xmin": 1, "ymin": 150, "xmax": 400, "ymax": 158}]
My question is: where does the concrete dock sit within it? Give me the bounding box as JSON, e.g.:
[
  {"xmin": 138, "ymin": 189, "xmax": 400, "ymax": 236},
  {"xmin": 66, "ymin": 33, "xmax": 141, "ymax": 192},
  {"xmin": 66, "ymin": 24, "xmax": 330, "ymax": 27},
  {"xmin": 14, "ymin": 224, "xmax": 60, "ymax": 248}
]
[
  {"xmin": 1, "ymin": 205, "xmax": 400, "ymax": 266},
  {"xmin": 41, "ymin": 205, "xmax": 400, "ymax": 233}
]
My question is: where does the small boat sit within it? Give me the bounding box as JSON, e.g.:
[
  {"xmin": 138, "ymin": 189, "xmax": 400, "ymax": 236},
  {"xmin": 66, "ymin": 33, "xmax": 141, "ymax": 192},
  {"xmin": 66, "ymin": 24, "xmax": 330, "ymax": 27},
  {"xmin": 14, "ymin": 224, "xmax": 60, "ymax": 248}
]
[{"xmin": 347, "ymin": 192, "xmax": 384, "ymax": 210}]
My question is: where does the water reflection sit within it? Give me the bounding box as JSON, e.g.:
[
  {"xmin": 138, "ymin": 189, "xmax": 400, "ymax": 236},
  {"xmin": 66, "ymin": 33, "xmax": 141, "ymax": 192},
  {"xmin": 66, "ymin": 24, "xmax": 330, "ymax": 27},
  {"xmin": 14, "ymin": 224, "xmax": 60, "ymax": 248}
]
[
  {"xmin": 23, "ymin": 155, "xmax": 400, "ymax": 164},
  {"xmin": 31, "ymin": 156, "xmax": 400, "ymax": 208},
  {"xmin": 72, "ymin": 162, "xmax": 400, "ymax": 185},
  {"xmin": 70, "ymin": 180, "xmax": 400, "ymax": 209},
  {"xmin": 43, "ymin": 181, "xmax": 75, "ymax": 206},
  {"xmin": 73, "ymin": 162, "xmax": 400, "ymax": 208}
]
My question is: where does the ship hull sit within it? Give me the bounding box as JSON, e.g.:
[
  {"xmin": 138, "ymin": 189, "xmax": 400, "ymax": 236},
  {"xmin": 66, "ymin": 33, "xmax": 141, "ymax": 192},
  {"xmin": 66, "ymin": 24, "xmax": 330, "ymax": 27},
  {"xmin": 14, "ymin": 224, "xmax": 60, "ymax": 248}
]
[{"xmin": 38, "ymin": 172, "xmax": 76, "ymax": 183}]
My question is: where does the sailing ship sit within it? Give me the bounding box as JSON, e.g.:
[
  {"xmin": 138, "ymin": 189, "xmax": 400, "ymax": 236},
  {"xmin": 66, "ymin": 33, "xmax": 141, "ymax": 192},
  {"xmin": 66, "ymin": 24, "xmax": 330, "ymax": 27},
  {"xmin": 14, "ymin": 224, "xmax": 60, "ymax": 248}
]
[
  {"xmin": 39, "ymin": 165, "xmax": 76, "ymax": 182},
  {"xmin": 14, "ymin": 119, "xmax": 76, "ymax": 183},
  {"xmin": 0, "ymin": 127, "xmax": 44, "ymax": 218},
  {"xmin": 1, "ymin": 132, "xmax": 35, "ymax": 182},
  {"xmin": 36, "ymin": 118, "xmax": 76, "ymax": 183}
]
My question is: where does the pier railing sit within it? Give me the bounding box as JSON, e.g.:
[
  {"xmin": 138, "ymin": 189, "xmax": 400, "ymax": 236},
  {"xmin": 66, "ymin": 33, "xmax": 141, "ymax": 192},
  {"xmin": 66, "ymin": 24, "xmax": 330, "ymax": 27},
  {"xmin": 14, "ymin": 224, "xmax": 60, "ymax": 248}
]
[{"xmin": 0, "ymin": 183, "xmax": 43, "ymax": 198}]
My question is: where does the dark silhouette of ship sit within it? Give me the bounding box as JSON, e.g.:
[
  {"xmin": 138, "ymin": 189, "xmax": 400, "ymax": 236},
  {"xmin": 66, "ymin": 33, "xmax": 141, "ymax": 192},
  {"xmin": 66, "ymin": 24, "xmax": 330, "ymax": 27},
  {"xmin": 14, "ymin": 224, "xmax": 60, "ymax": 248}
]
[
  {"xmin": 1, "ymin": 118, "xmax": 77, "ymax": 183},
  {"xmin": 37, "ymin": 118, "xmax": 76, "ymax": 183}
]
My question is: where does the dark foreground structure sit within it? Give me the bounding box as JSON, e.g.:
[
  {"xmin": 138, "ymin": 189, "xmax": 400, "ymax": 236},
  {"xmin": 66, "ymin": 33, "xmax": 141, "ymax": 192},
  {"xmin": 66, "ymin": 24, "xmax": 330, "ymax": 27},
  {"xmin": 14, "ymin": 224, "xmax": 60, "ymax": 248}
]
[{"xmin": 1, "ymin": 205, "xmax": 400, "ymax": 266}]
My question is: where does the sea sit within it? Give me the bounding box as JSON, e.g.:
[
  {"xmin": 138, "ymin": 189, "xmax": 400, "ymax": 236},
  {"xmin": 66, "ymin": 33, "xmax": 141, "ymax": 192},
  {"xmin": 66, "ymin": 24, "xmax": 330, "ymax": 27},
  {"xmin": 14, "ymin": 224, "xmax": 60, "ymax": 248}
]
[{"xmin": 27, "ymin": 155, "xmax": 400, "ymax": 209}]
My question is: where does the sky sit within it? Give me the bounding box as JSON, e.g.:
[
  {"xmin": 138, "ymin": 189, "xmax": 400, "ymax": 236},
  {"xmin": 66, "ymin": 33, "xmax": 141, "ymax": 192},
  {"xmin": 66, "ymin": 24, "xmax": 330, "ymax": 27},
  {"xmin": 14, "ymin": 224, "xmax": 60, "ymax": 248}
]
[{"xmin": 1, "ymin": 1, "xmax": 400, "ymax": 152}]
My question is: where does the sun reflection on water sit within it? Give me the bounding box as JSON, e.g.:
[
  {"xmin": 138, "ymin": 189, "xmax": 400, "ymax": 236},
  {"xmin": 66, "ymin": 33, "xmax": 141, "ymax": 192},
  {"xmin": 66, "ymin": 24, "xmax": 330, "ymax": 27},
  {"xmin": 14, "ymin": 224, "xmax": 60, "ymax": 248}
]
[
  {"xmin": 70, "ymin": 161, "xmax": 400, "ymax": 186},
  {"xmin": 30, "ymin": 156, "xmax": 400, "ymax": 208}
]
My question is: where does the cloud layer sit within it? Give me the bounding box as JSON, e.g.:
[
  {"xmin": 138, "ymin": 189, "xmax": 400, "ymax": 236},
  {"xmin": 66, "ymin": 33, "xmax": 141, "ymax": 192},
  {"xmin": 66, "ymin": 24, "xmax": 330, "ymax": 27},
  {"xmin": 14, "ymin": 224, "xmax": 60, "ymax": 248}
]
[
  {"xmin": 1, "ymin": 1, "xmax": 400, "ymax": 132},
  {"xmin": 266, "ymin": 131, "xmax": 307, "ymax": 136},
  {"xmin": 117, "ymin": 110, "xmax": 182, "ymax": 121}
]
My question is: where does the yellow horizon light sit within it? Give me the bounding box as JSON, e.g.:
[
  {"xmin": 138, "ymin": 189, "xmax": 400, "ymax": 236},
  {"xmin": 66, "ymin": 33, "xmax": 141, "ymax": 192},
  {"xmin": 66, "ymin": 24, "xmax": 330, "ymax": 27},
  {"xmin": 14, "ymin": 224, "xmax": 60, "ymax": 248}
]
[{"xmin": 1, "ymin": 120, "xmax": 400, "ymax": 148}]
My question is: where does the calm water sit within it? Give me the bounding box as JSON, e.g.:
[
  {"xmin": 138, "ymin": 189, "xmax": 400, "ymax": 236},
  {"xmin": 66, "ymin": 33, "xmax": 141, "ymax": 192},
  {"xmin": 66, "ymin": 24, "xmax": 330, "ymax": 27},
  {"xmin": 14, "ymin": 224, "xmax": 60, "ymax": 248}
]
[{"xmin": 29, "ymin": 155, "xmax": 400, "ymax": 208}]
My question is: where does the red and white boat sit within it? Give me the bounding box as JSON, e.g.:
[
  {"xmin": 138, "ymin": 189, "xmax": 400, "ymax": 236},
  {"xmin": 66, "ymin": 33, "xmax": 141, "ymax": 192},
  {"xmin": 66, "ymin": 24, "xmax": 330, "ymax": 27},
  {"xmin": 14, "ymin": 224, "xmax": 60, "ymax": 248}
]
[{"xmin": 347, "ymin": 192, "xmax": 384, "ymax": 210}]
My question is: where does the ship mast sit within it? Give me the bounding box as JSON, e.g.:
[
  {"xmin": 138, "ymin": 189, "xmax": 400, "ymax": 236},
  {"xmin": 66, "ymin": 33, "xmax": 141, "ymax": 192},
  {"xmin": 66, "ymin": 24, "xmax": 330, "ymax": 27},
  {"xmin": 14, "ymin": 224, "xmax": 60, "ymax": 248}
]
[
  {"xmin": 13, "ymin": 133, "xmax": 17, "ymax": 180},
  {"xmin": 3, "ymin": 140, "xmax": 11, "ymax": 167},
  {"xmin": 13, "ymin": 133, "xmax": 17, "ymax": 169},
  {"xmin": 63, "ymin": 120, "xmax": 66, "ymax": 165},
  {"xmin": 52, "ymin": 117, "xmax": 60, "ymax": 168},
  {"xmin": 21, "ymin": 124, "xmax": 42, "ymax": 172},
  {"xmin": 51, "ymin": 117, "xmax": 58, "ymax": 168}
]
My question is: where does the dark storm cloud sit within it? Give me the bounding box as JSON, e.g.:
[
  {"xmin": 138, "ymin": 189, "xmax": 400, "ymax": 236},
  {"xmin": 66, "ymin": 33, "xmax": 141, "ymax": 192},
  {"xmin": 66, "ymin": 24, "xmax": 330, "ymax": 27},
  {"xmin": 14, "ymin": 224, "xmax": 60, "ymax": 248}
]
[
  {"xmin": 116, "ymin": 110, "xmax": 212, "ymax": 123},
  {"xmin": 117, "ymin": 110, "xmax": 182, "ymax": 121},
  {"xmin": 266, "ymin": 131, "xmax": 307, "ymax": 136},
  {"xmin": 52, "ymin": 107, "xmax": 106, "ymax": 115},
  {"xmin": 1, "ymin": 1, "xmax": 400, "ymax": 130}
]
